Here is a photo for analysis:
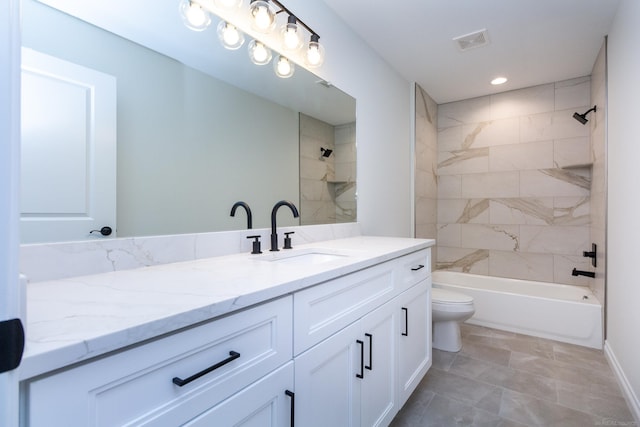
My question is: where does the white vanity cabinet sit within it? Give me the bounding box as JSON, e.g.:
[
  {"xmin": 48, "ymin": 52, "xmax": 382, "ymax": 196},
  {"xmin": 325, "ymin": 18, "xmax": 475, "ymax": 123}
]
[
  {"xmin": 292, "ymin": 248, "xmax": 431, "ymax": 427},
  {"xmin": 23, "ymin": 296, "xmax": 293, "ymax": 427}
]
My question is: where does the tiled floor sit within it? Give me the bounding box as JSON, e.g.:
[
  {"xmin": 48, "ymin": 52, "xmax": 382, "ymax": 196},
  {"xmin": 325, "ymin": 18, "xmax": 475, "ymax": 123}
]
[{"xmin": 391, "ymin": 324, "xmax": 636, "ymax": 426}]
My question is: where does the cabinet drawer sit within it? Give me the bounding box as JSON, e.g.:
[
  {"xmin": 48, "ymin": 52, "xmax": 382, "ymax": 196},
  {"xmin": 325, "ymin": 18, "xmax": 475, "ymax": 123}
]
[
  {"xmin": 396, "ymin": 248, "xmax": 430, "ymax": 292},
  {"xmin": 26, "ymin": 296, "xmax": 292, "ymax": 427},
  {"xmin": 294, "ymin": 260, "xmax": 396, "ymax": 355}
]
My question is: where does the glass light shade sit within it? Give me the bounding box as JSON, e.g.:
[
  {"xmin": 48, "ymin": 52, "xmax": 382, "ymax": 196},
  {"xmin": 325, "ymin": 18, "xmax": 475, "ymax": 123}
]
[
  {"xmin": 179, "ymin": 0, "xmax": 212, "ymax": 31},
  {"xmin": 274, "ymin": 55, "xmax": 295, "ymax": 78},
  {"xmin": 249, "ymin": 0, "xmax": 276, "ymax": 33},
  {"xmin": 281, "ymin": 18, "xmax": 303, "ymax": 51},
  {"xmin": 305, "ymin": 36, "xmax": 325, "ymax": 68},
  {"xmin": 217, "ymin": 21, "xmax": 245, "ymax": 50},
  {"xmin": 248, "ymin": 39, "xmax": 272, "ymax": 65},
  {"xmin": 214, "ymin": 0, "xmax": 242, "ymax": 9}
]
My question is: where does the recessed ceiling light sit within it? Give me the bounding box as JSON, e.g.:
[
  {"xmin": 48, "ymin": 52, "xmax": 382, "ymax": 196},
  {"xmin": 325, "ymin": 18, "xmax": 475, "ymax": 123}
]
[{"xmin": 491, "ymin": 76, "xmax": 508, "ymax": 85}]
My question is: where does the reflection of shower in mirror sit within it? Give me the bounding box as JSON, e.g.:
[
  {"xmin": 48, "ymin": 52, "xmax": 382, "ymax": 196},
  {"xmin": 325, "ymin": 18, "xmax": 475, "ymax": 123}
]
[{"xmin": 320, "ymin": 147, "xmax": 333, "ymax": 157}]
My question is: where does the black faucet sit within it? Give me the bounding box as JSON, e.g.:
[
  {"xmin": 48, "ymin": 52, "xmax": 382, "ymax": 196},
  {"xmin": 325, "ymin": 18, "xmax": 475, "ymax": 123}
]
[
  {"xmin": 270, "ymin": 200, "xmax": 299, "ymax": 251},
  {"xmin": 572, "ymin": 268, "xmax": 595, "ymax": 278},
  {"xmin": 230, "ymin": 201, "xmax": 252, "ymax": 229}
]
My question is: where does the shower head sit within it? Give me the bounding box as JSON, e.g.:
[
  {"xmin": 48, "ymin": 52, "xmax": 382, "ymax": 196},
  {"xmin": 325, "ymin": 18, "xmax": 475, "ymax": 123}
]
[
  {"xmin": 573, "ymin": 106, "xmax": 597, "ymax": 125},
  {"xmin": 320, "ymin": 147, "xmax": 333, "ymax": 157}
]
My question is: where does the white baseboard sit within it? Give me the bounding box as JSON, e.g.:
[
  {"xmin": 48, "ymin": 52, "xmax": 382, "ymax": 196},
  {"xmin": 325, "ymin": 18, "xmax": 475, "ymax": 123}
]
[{"xmin": 604, "ymin": 340, "xmax": 640, "ymax": 423}]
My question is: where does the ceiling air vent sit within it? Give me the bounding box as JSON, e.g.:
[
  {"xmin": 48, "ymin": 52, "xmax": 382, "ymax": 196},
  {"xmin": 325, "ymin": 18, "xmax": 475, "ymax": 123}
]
[{"xmin": 453, "ymin": 29, "xmax": 490, "ymax": 51}]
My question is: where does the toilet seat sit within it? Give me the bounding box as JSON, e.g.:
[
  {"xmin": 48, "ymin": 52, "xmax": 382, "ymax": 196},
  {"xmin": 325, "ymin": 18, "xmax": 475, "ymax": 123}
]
[{"xmin": 432, "ymin": 288, "xmax": 473, "ymax": 304}]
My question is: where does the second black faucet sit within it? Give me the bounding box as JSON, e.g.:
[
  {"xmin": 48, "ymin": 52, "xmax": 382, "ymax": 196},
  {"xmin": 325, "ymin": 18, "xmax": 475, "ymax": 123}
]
[{"xmin": 270, "ymin": 200, "xmax": 299, "ymax": 251}]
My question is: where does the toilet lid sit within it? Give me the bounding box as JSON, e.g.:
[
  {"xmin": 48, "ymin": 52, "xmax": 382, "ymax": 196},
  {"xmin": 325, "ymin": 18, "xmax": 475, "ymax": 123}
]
[{"xmin": 432, "ymin": 287, "xmax": 473, "ymax": 304}]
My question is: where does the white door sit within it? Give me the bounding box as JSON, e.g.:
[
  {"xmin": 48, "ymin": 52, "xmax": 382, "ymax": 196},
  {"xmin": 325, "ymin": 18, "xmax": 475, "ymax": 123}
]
[
  {"xmin": 397, "ymin": 280, "xmax": 431, "ymax": 406},
  {"xmin": 20, "ymin": 48, "xmax": 116, "ymax": 243},
  {"xmin": 360, "ymin": 300, "xmax": 398, "ymax": 427},
  {"xmin": 294, "ymin": 321, "xmax": 361, "ymax": 427}
]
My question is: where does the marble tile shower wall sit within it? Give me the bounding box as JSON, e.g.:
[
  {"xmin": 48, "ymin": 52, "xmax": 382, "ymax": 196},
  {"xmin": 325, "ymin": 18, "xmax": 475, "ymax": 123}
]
[
  {"xmin": 415, "ymin": 84, "xmax": 439, "ymax": 272},
  {"xmin": 299, "ymin": 113, "xmax": 356, "ymax": 225},
  {"xmin": 436, "ymin": 77, "xmax": 594, "ymax": 285}
]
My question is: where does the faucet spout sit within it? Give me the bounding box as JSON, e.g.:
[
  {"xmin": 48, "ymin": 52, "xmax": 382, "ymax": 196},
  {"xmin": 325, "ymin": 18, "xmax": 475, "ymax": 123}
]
[
  {"xmin": 230, "ymin": 201, "xmax": 252, "ymax": 229},
  {"xmin": 572, "ymin": 268, "xmax": 595, "ymax": 278},
  {"xmin": 270, "ymin": 200, "xmax": 299, "ymax": 251}
]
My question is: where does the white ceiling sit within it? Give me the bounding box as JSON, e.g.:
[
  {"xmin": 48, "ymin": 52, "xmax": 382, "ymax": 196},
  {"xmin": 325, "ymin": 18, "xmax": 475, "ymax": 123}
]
[{"xmin": 320, "ymin": 0, "xmax": 620, "ymax": 104}]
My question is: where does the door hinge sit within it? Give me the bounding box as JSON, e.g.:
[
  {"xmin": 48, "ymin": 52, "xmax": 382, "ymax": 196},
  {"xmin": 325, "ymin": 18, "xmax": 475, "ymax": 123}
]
[{"xmin": 0, "ymin": 319, "xmax": 25, "ymax": 373}]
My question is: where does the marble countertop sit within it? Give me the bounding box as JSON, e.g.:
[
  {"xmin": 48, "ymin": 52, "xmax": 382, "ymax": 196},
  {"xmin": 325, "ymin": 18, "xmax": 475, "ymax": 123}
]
[{"xmin": 21, "ymin": 236, "xmax": 434, "ymax": 380}]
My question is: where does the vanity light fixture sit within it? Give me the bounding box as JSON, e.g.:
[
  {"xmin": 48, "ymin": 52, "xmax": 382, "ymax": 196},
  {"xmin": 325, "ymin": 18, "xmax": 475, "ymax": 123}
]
[
  {"xmin": 179, "ymin": 0, "xmax": 325, "ymax": 78},
  {"xmin": 218, "ymin": 21, "xmax": 245, "ymax": 50},
  {"xmin": 248, "ymin": 39, "xmax": 273, "ymax": 65},
  {"xmin": 274, "ymin": 54, "xmax": 295, "ymax": 78},
  {"xmin": 179, "ymin": 0, "xmax": 212, "ymax": 31}
]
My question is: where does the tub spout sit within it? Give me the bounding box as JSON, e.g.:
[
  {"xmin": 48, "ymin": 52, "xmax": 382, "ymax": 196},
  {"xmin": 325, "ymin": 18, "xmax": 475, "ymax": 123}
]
[{"xmin": 572, "ymin": 268, "xmax": 595, "ymax": 278}]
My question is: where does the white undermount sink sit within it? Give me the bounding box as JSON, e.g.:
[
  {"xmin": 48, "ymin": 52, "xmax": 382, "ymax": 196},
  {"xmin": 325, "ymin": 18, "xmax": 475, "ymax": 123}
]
[{"xmin": 257, "ymin": 248, "xmax": 351, "ymax": 265}]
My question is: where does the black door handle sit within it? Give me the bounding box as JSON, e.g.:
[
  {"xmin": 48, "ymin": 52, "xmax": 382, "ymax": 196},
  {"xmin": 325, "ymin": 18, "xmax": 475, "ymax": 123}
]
[
  {"xmin": 172, "ymin": 351, "xmax": 240, "ymax": 387},
  {"xmin": 356, "ymin": 340, "xmax": 364, "ymax": 378},
  {"xmin": 411, "ymin": 264, "xmax": 425, "ymax": 271},
  {"xmin": 365, "ymin": 333, "xmax": 373, "ymax": 371},
  {"xmin": 285, "ymin": 390, "xmax": 295, "ymax": 427},
  {"xmin": 402, "ymin": 307, "xmax": 408, "ymax": 336}
]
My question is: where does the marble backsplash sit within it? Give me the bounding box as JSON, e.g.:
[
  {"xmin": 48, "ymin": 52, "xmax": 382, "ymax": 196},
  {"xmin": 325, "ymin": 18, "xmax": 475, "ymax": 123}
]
[
  {"xmin": 20, "ymin": 222, "xmax": 362, "ymax": 283},
  {"xmin": 436, "ymin": 77, "xmax": 595, "ymax": 285}
]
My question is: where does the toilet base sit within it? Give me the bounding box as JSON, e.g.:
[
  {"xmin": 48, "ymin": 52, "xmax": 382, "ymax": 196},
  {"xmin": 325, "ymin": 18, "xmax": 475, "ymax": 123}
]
[{"xmin": 433, "ymin": 320, "xmax": 463, "ymax": 352}]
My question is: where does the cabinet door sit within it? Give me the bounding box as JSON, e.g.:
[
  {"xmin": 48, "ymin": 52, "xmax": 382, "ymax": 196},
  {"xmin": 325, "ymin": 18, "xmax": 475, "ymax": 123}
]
[
  {"xmin": 359, "ymin": 301, "xmax": 398, "ymax": 427},
  {"xmin": 294, "ymin": 321, "xmax": 361, "ymax": 427},
  {"xmin": 397, "ymin": 279, "xmax": 431, "ymax": 406},
  {"xmin": 184, "ymin": 362, "xmax": 294, "ymax": 427}
]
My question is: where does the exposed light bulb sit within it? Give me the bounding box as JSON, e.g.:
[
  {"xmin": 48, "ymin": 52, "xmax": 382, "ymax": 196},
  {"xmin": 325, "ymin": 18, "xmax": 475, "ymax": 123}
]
[
  {"xmin": 249, "ymin": 0, "xmax": 275, "ymax": 33},
  {"xmin": 248, "ymin": 39, "xmax": 272, "ymax": 65},
  {"xmin": 179, "ymin": 0, "xmax": 211, "ymax": 31},
  {"xmin": 218, "ymin": 21, "xmax": 245, "ymax": 50},
  {"xmin": 305, "ymin": 34, "xmax": 325, "ymax": 68},
  {"xmin": 274, "ymin": 55, "xmax": 294, "ymax": 78},
  {"xmin": 281, "ymin": 16, "xmax": 303, "ymax": 51}
]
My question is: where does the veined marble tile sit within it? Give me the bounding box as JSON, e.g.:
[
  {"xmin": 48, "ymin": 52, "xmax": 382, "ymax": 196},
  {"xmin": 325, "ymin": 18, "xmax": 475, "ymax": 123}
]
[
  {"xmin": 461, "ymin": 172, "xmax": 520, "ymax": 198},
  {"xmin": 438, "ymin": 175, "xmax": 462, "ymax": 199},
  {"xmin": 491, "ymin": 83, "xmax": 554, "ymax": 120},
  {"xmin": 552, "ymin": 108, "xmax": 591, "ymax": 140},
  {"xmin": 438, "ymin": 126, "xmax": 463, "ymax": 152},
  {"xmin": 416, "ymin": 164, "xmax": 438, "ymax": 197},
  {"xmin": 553, "ymin": 197, "xmax": 590, "ymax": 226},
  {"xmin": 490, "ymin": 198, "xmax": 554, "ymax": 225},
  {"xmin": 436, "ymin": 247, "xmax": 490, "ymax": 274},
  {"xmin": 438, "ymin": 148, "xmax": 489, "ymax": 175},
  {"xmin": 554, "ymin": 77, "xmax": 591, "ymax": 111},
  {"xmin": 520, "ymin": 112, "xmax": 553, "ymax": 143},
  {"xmin": 300, "ymin": 179, "xmax": 332, "ymax": 201},
  {"xmin": 461, "ymin": 224, "xmax": 520, "ymax": 251},
  {"xmin": 437, "ymin": 223, "xmax": 461, "ymax": 247},
  {"xmin": 489, "ymin": 250, "xmax": 554, "ymax": 282},
  {"xmin": 438, "ymin": 96, "xmax": 492, "ymax": 129},
  {"xmin": 461, "ymin": 117, "xmax": 519, "ymax": 149},
  {"xmin": 520, "ymin": 169, "xmax": 591, "ymax": 198},
  {"xmin": 520, "ymin": 225, "xmax": 589, "ymax": 255},
  {"xmin": 489, "ymin": 140, "xmax": 554, "ymax": 172},
  {"xmin": 438, "ymin": 199, "xmax": 489, "ymax": 224},
  {"xmin": 299, "ymin": 113, "xmax": 334, "ymax": 141},
  {"xmin": 299, "ymin": 156, "xmax": 335, "ymax": 181},
  {"xmin": 553, "ymin": 137, "xmax": 590, "ymax": 168}
]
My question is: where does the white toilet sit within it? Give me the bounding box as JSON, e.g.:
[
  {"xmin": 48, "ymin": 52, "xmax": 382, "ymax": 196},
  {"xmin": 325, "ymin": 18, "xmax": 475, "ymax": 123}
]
[{"xmin": 432, "ymin": 287, "xmax": 475, "ymax": 352}]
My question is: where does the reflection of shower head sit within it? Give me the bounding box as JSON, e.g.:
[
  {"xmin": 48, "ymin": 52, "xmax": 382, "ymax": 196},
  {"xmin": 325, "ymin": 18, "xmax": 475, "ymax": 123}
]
[
  {"xmin": 573, "ymin": 106, "xmax": 597, "ymax": 125},
  {"xmin": 320, "ymin": 147, "xmax": 333, "ymax": 157}
]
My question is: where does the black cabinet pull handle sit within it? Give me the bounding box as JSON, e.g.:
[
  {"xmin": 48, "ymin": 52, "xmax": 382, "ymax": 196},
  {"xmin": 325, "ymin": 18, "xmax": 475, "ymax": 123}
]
[
  {"xmin": 402, "ymin": 307, "xmax": 408, "ymax": 336},
  {"xmin": 356, "ymin": 340, "xmax": 364, "ymax": 379},
  {"xmin": 90, "ymin": 226, "xmax": 112, "ymax": 236},
  {"xmin": 365, "ymin": 333, "xmax": 373, "ymax": 371},
  {"xmin": 285, "ymin": 390, "xmax": 295, "ymax": 427},
  {"xmin": 172, "ymin": 351, "xmax": 240, "ymax": 387},
  {"xmin": 411, "ymin": 264, "xmax": 425, "ymax": 271}
]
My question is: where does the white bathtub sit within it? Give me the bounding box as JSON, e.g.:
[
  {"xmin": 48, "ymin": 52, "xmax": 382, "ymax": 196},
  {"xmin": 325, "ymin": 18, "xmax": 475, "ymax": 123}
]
[{"xmin": 432, "ymin": 271, "xmax": 603, "ymax": 349}]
